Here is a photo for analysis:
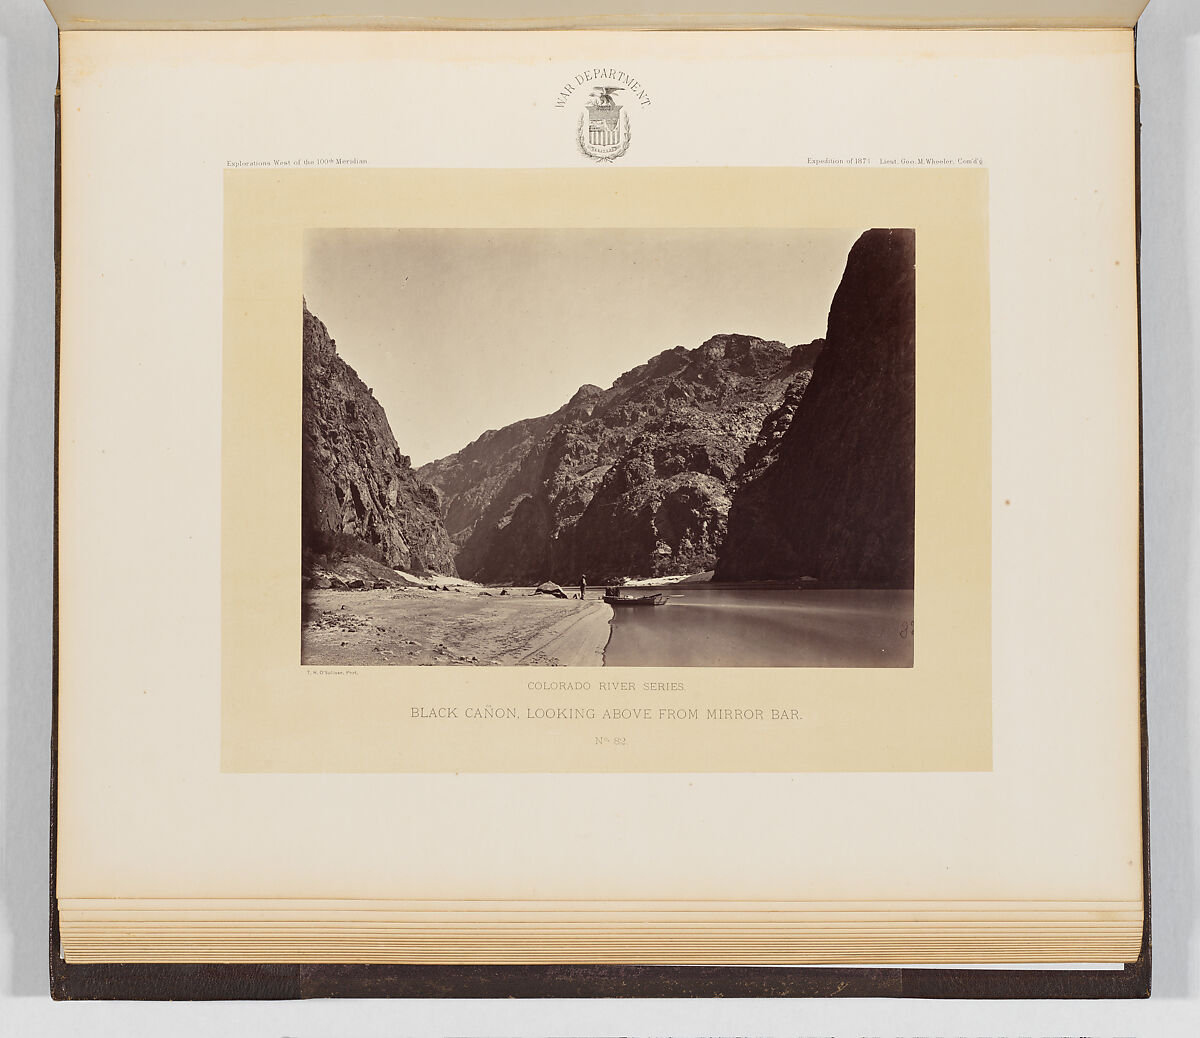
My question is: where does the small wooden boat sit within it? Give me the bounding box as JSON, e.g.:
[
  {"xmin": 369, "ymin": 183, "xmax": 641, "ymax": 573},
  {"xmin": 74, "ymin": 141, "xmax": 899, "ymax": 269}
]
[{"xmin": 603, "ymin": 591, "xmax": 667, "ymax": 607}]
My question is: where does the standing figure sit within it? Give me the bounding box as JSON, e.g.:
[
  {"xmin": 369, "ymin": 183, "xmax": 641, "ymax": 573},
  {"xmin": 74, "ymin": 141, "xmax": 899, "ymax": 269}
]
[{"xmin": 579, "ymin": 574, "xmax": 587, "ymax": 600}]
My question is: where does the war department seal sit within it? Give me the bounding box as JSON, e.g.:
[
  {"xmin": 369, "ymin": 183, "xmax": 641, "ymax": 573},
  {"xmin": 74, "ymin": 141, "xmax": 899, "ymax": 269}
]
[{"xmin": 577, "ymin": 86, "xmax": 631, "ymax": 162}]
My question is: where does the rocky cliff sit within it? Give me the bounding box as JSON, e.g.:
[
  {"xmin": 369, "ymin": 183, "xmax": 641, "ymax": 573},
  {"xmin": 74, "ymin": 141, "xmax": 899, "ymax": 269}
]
[
  {"xmin": 302, "ymin": 304, "xmax": 457, "ymax": 575},
  {"xmin": 714, "ymin": 228, "xmax": 916, "ymax": 586},
  {"xmin": 419, "ymin": 334, "xmax": 821, "ymax": 585}
]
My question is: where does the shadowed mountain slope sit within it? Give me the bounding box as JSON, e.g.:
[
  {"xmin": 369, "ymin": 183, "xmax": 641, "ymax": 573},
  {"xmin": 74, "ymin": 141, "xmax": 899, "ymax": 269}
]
[
  {"xmin": 714, "ymin": 228, "xmax": 916, "ymax": 586},
  {"xmin": 419, "ymin": 334, "xmax": 822, "ymax": 585},
  {"xmin": 302, "ymin": 304, "xmax": 457, "ymax": 575}
]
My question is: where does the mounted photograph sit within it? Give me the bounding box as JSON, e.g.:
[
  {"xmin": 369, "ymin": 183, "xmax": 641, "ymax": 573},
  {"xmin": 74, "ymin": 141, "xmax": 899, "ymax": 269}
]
[{"xmin": 301, "ymin": 226, "xmax": 916, "ymax": 668}]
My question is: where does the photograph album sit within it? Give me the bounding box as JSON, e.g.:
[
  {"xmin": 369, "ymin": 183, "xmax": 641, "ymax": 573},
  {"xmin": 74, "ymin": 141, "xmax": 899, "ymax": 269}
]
[{"xmin": 48, "ymin": 0, "xmax": 1149, "ymax": 998}]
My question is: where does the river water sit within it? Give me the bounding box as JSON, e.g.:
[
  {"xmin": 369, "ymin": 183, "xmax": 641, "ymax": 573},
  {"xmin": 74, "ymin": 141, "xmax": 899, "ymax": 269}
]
[{"xmin": 601, "ymin": 587, "xmax": 914, "ymax": 668}]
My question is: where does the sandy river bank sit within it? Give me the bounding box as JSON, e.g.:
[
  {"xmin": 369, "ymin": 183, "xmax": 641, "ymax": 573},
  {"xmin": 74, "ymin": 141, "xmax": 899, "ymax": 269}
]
[{"xmin": 301, "ymin": 587, "xmax": 613, "ymax": 666}]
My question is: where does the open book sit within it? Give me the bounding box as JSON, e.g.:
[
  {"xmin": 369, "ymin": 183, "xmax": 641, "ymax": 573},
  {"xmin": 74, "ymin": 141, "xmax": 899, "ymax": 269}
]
[{"xmin": 50, "ymin": 0, "xmax": 1149, "ymax": 1000}]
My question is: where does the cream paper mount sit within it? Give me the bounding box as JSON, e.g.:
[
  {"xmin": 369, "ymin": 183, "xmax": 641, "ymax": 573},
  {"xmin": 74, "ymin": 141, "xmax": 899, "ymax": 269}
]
[{"xmin": 221, "ymin": 166, "xmax": 991, "ymax": 775}]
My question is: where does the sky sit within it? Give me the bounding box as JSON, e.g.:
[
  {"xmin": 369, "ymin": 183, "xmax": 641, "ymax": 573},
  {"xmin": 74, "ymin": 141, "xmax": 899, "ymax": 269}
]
[{"xmin": 304, "ymin": 227, "xmax": 863, "ymax": 466}]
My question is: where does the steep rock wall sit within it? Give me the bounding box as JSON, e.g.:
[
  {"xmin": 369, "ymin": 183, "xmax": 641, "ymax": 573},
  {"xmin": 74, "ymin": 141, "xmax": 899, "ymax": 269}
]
[
  {"xmin": 714, "ymin": 228, "xmax": 916, "ymax": 586},
  {"xmin": 302, "ymin": 304, "xmax": 456, "ymax": 575}
]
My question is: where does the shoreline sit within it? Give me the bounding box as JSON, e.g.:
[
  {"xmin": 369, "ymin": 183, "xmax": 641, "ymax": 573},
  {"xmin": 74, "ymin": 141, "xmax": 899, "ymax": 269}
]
[{"xmin": 301, "ymin": 586, "xmax": 613, "ymax": 667}]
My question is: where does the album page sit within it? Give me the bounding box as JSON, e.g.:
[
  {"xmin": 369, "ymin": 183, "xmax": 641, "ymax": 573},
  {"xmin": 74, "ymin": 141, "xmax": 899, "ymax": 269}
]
[{"xmin": 55, "ymin": 28, "xmax": 1141, "ymax": 951}]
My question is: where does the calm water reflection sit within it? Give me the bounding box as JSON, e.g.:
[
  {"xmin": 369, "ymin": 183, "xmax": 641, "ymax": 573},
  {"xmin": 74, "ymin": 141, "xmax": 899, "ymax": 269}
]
[{"xmin": 602, "ymin": 587, "xmax": 914, "ymax": 668}]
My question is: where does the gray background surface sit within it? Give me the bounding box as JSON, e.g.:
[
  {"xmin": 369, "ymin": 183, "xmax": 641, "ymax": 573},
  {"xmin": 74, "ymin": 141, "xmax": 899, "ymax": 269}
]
[{"xmin": 1, "ymin": 0, "xmax": 1195, "ymax": 1031}]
